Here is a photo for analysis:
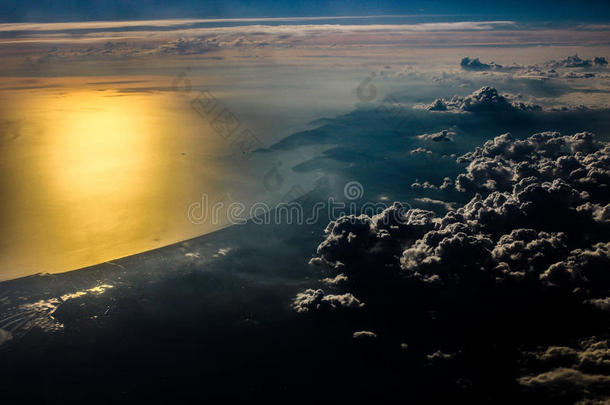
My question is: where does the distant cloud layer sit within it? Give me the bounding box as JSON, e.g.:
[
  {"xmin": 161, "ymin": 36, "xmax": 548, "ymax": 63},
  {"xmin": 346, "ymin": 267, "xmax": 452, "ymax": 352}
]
[
  {"xmin": 2, "ymin": 19, "xmax": 608, "ymax": 52},
  {"xmin": 0, "ymin": 19, "xmax": 517, "ymax": 34},
  {"xmin": 459, "ymin": 54, "xmax": 610, "ymax": 83}
]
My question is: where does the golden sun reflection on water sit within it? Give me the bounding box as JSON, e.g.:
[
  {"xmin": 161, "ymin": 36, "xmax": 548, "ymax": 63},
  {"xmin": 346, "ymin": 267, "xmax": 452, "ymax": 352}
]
[
  {"xmin": 0, "ymin": 88, "xmax": 231, "ymax": 281},
  {"xmin": 49, "ymin": 93, "xmax": 154, "ymax": 197}
]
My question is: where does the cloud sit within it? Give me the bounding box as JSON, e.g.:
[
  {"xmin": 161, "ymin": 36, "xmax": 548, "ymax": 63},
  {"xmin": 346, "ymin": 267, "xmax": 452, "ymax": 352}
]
[
  {"xmin": 454, "ymin": 56, "xmax": 610, "ymax": 98},
  {"xmin": 540, "ymin": 242, "xmax": 610, "ymax": 294},
  {"xmin": 293, "ymin": 130, "xmax": 609, "ymax": 404},
  {"xmin": 411, "ymin": 179, "xmax": 438, "ymax": 189},
  {"xmin": 549, "ymin": 54, "xmax": 595, "ymax": 68},
  {"xmin": 32, "ymin": 37, "xmax": 224, "ymax": 61},
  {"xmin": 352, "ymin": 330, "xmax": 377, "ymax": 340},
  {"xmin": 38, "ymin": 42, "xmax": 147, "ymax": 59},
  {"xmin": 426, "ymin": 350, "xmax": 456, "ymax": 363},
  {"xmin": 401, "ymin": 229, "xmax": 494, "ymax": 284},
  {"xmin": 491, "ymin": 229, "xmax": 567, "ymax": 280},
  {"xmin": 0, "ymin": 20, "xmax": 524, "ymax": 50},
  {"xmin": 413, "ymin": 197, "xmax": 456, "ymax": 211},
  {"xmin": 416, "ymin": 130, "xmax": 455, "ymax": 142},
  {"xmin": 410, "ymin": 147, "xmax": 434, "ymax": 156},
  {"xmin": 454, "ymin": 131, "xmax": 606, "ymax": 195},
  {"xmin": 311, "ymin": 203, "xmax": 436, "ymax": 272},
  {"xmin": 0, "ymin": 19, "xmax": 517, "ymax": 34},
  {"xmin": 0, "ymin": 328, "xmax": 12, "ymax": 346},
  {"xmin": 518, "ymin": 337, "xmax": 610, "ymax": 403},
  {"xmin": 217, "ymin": 248, "xmax": 231, "ymax": 256},
  {"xmin": 321, "ymin": 273, "xmax": 349, "ymax": 286},
  {"xmin": 519, "ymin": 368, "xmax": 610, "ymax": 399},
  {"xmin": 424, "ymin": 87, "xmax": 541, "ymax": 112},
  {"xmin": 460, "ymin": 57, "xmax": 502, "ymax": 71},
  {"xmin": 585, "ymin": 297, "xmax": 610, "ymax": 311},
  {"xmin": 156, "ymin": 37, "xmax": 220, "ymax": 55},
  {"xmin": 292, "ymin": 289, "xmax": 364, "ymax": 313},
  {"xmin": 302, "ymin": 130, "xmax": 609, "ymax": 299},
  {"xmin": 0, "ymin": 19, "xmax": 212, "ymax": 32}
]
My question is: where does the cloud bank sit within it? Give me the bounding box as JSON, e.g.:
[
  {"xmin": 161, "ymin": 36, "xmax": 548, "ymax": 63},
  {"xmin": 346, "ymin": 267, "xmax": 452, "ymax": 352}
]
[{"xmin": 293, "ymin": 129, "xmax": 610, "ymax": 402}]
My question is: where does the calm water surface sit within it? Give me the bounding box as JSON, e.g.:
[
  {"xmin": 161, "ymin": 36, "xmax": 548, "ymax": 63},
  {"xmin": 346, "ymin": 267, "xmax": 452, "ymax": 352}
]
[{"xmin": 0, "ymin": 87, "xmax": 245, "ymax": 280}]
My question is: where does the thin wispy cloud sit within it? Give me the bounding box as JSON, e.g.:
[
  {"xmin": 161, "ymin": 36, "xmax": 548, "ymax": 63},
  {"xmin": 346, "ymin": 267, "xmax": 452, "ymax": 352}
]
[{"xmin": 0, "ymin": 17, "xmax": 516, "ymax": 33}]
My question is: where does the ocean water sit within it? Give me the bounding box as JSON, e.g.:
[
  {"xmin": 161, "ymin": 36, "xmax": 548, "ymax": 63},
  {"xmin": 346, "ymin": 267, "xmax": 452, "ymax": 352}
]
[{"xmin": 0, "ymin": 84, "xmax": 325, "ymax": 280}]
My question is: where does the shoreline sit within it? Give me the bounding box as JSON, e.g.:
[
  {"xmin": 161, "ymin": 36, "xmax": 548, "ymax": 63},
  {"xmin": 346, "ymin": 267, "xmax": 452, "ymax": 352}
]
[{"xmin": 0, "ymin": 222, "xmax": 235, "ymax": 286}]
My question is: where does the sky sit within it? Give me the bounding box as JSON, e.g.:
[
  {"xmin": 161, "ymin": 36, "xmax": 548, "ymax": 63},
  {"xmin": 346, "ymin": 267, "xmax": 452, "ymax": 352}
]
[{"xmin": 2, "ymin": 0, "xmax": 610, "ymax": 22}]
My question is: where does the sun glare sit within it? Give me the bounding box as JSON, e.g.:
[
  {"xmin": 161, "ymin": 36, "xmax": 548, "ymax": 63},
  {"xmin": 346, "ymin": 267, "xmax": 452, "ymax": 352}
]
[
  {"xmin": 0, "ymin": 88, "xmax": 227, "ymax": 280},
  {"xmin": 48, "ymin": 92, "xmax": 153, "ymax": 196}
]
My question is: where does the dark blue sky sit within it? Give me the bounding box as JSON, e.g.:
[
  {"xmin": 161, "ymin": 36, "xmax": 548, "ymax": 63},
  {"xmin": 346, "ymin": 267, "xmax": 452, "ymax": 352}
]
[{"xmin": 1, "ymin": 0, "xmax": 610, "ymax": 23}]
